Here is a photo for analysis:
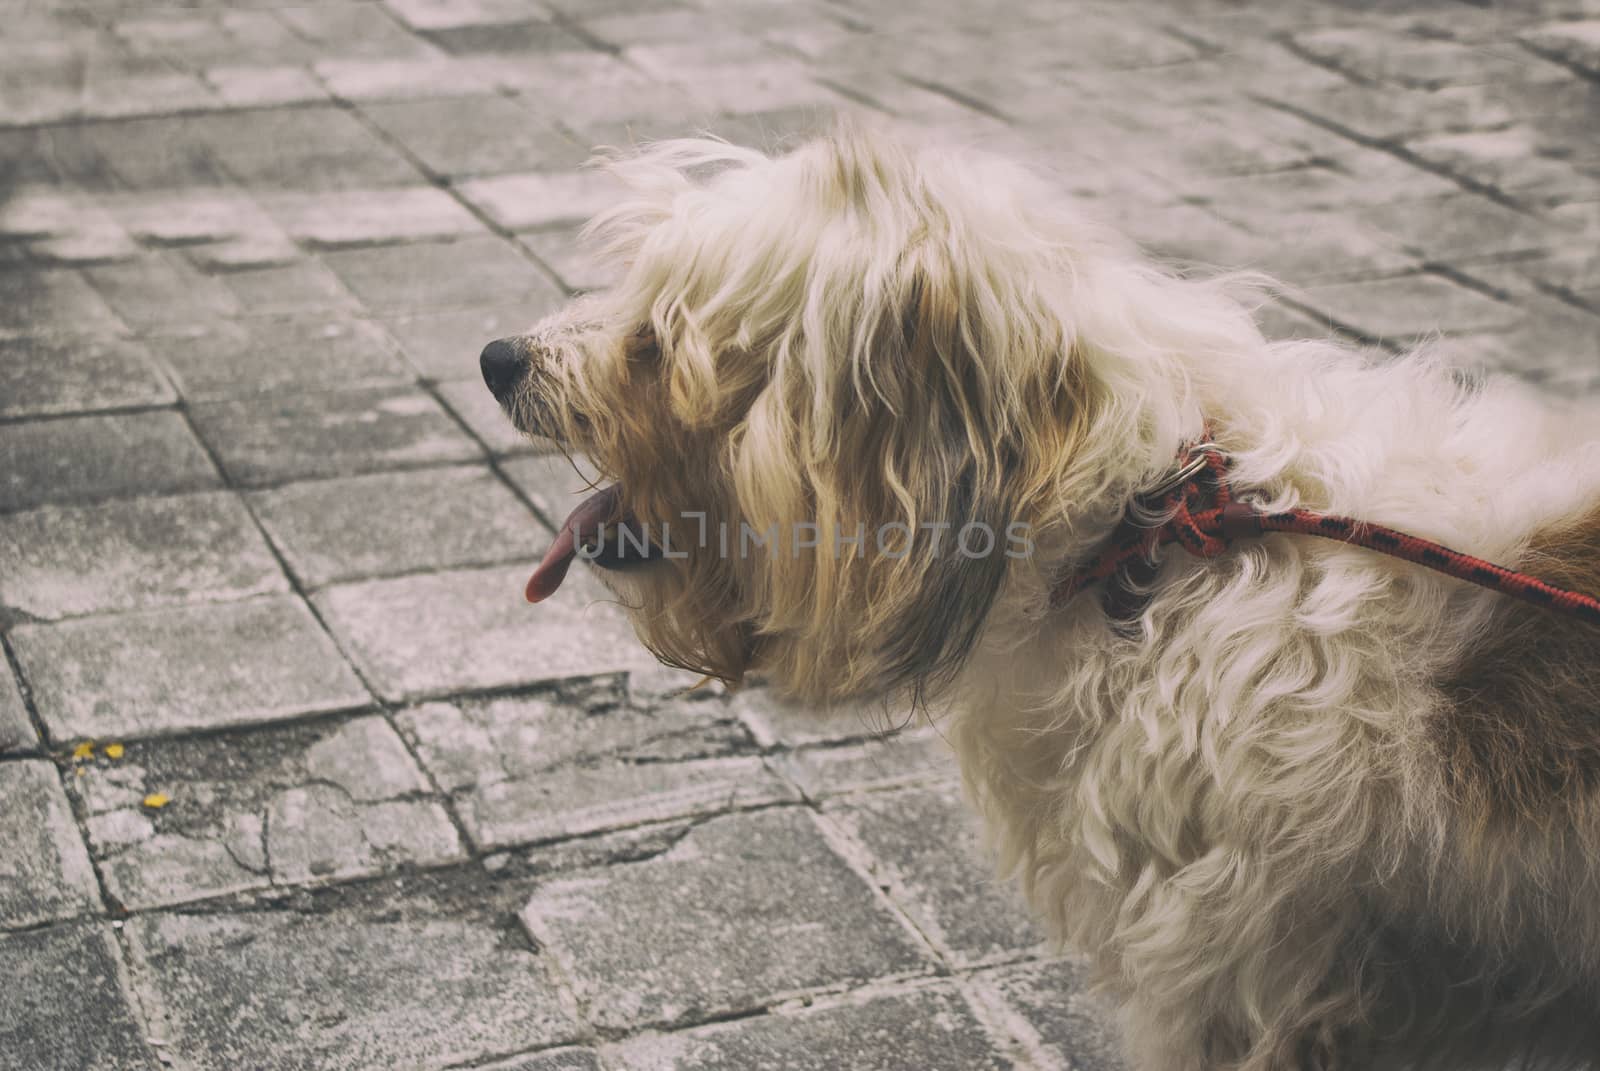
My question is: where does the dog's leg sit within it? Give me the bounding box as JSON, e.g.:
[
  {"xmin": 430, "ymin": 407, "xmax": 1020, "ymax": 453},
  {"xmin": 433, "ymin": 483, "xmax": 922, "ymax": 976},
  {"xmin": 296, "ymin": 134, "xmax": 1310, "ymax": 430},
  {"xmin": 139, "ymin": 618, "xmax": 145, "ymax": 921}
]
[
  {"xmin": 1114, "ymin": 848, "xmax": 1381, "ymax": 1071},
  {"xmin": 953, "ymin": 678, "xmax": 1389, "ymax": 1069}
]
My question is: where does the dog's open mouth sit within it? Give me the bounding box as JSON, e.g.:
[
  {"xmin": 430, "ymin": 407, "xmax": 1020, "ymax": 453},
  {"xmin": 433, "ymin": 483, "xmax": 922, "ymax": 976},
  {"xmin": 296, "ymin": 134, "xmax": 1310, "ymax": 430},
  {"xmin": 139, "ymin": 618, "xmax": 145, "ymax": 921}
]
[{"xmin": 525, "ymin": 483, "xmax": 662, "ymax": 602}]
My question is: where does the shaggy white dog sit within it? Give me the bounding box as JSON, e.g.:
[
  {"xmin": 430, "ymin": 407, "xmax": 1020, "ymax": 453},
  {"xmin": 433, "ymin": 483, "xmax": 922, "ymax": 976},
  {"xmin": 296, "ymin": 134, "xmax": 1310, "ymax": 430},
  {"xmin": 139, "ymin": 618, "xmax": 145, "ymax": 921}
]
[{"xmin": 480, "ymin": 123, "xmax": 1600, "ymax": 1070}]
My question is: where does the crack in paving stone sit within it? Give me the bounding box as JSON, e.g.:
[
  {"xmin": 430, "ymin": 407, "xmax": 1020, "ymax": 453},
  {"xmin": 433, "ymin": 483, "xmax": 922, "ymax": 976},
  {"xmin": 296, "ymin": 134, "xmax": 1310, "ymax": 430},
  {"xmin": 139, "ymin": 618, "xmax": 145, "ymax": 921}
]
[{"xmin": 65, "ymin": 713, "xmax": 464, "ymax": 909}]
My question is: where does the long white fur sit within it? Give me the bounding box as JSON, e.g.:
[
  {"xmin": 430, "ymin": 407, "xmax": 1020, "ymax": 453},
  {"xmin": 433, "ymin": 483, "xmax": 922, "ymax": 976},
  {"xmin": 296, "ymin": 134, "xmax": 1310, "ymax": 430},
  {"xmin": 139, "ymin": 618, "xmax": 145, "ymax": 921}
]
[{"xmin": 507, "ymin": 123, "xmax": 1600, "ymax": 1070}]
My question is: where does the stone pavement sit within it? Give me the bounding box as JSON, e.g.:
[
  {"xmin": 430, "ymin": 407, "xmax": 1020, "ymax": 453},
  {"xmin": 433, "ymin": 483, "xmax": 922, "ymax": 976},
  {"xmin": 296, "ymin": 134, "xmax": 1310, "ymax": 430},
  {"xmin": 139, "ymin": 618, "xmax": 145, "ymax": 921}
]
[{"xmin": 1, "ymin": 0, "xmax": 1598, "ymax": 1068}]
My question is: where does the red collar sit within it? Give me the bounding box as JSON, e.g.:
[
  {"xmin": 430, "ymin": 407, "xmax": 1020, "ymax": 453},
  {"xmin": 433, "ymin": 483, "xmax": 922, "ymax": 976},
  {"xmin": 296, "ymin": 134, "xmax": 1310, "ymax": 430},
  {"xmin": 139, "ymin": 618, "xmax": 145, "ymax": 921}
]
[{"xmin": 1051, "ymin": 431, "xmax": 1600, "ymax": 626}]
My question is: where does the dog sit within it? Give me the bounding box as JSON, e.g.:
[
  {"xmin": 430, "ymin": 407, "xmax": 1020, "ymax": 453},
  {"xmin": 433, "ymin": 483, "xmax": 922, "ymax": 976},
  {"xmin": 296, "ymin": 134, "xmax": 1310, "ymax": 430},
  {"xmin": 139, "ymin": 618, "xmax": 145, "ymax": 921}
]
[{"xmin": 480, "ymin": 123, "xmax": 1600, "ymax": 1070}]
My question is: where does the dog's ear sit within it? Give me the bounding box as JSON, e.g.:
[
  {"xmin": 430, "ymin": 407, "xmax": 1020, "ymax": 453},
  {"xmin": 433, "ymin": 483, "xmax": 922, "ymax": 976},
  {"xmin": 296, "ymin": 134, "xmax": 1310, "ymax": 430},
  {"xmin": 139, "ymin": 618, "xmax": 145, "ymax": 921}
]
[{"xmin": 731, "ymin": 218, "xmax": 1067, "ymax": 701}]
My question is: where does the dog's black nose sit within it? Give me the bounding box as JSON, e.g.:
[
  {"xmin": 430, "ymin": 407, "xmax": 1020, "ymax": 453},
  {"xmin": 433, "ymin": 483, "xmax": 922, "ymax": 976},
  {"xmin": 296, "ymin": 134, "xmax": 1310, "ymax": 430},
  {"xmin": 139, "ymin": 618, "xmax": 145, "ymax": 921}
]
[{"xmin": 480, "ymin": 338, "xmax": 525, "ymax": 403}]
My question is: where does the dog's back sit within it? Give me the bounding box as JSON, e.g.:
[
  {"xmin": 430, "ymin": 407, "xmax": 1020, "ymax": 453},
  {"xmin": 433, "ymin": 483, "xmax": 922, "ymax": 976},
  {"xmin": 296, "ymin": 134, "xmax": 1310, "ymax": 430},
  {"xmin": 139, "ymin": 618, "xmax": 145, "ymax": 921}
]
[
  {"xmin": 1439, "ymin": 503, "xmax": 1600, "ymax": 830},
  {"xmin": 1385, "ymin": 502, "xmax": 1600, "ymax": 1070}
]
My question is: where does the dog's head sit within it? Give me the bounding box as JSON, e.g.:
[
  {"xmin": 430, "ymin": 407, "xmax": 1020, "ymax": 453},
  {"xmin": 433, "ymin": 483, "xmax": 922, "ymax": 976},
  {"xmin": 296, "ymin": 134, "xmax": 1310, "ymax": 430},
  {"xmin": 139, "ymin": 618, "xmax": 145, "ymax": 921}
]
[{"xmin": 481, "ymin": 124, "xmax": 1199, "ymax": 703}]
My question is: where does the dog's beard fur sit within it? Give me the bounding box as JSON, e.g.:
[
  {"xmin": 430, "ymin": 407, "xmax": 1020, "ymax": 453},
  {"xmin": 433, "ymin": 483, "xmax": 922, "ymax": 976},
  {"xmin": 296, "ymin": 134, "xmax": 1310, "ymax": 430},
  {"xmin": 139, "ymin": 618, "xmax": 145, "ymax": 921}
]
[{"xmin": 491, "ymin": 123, "xmax": 1600, "ymax": 1069}]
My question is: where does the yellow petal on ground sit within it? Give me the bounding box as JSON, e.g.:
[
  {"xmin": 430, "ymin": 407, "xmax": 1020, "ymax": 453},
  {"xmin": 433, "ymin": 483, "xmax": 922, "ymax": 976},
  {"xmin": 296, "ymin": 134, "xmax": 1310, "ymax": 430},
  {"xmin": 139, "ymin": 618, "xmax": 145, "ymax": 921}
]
[
  {"xmin": 142, "ymin": 793, "xmax": 170, "ymax": 809},
  {"xmin": 104, "ymin": 743, "xmax": 124, "ymax": 759},
  {"xmin": 71, "ymin": 741, "xmax": 95, "ymax": 761}
]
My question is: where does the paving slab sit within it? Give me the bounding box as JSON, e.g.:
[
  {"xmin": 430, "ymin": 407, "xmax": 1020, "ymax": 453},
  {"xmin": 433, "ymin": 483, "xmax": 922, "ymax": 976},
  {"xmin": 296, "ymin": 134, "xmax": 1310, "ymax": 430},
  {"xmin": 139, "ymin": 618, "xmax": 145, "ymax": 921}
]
[
  {"xmin": 208, "ymin": 258, "xmax": 362, "ymax": 315},
  {"xmin": 205, "ymin": 64, "xmax": 328, "ymax": 107},
  {"xmin": 1027, "ymin": 13, "xmax": 1205, "ymax": 71},
  {"xmin": 0, "ymin": 186, "xmax": 136, "ymax": 265},
  {"xmin": 178, "ymin": 257, "xmax": 353, "ymax": 313},
  {"xmin": 202, "ymin": 103, "xmax": 425, "ymax": 190},
  {"xmin": 824, "ymin": 783, "xmax": 1042, "ymax": 966},
  {"xmin": 1483, "ymin": 303, "xmax": 1600, "ymax": 387},
  {"xmin": 1185, "ymin": 206, "xmax": 1418, "ymax": 283},
  {"xmin": 0, "ymin": 81, "xmax": 76, "ymax": 129},
  {"xmin": 422, "ymin": 18, "xmax": 593, "ymax": 56},
  {"xmin": 324, "ymin": 234, "xmax": 564, "ymax": 312},
  {"xmin": 521, "ymin": 808, "xmax": 936, "ymax": 1031},
  {"xmin": 79, "ymin": 57, "xmax": 220, "ymax": 121},
  {"xmin": 0, "ymin": 491, "xmax": 287, "ymax": 623},
  {"xmin": 248, "ymin": 463, "xmax": 543, "ymax": 587},
  {"xmin": 152, "ymin": 316, "xmax": 411, "ymax": 401},
  {"xmin": 483, "ymin": 1049, "xmax": 604, "ymax": 1071},
  {"xmin": 456, "ymin": 170, "xmax": 631, "ymax": 231},
  {"xmin": 0, "ymin": 265, "xmax": 123, "ymax": 335},
  {"xmin": 1265, "ymin": 80, "xmax": 1520, "ymax": 143},
  {"xmin": 1408, "ymin": 126, "xmax": 1596, "ymax": 205},
  {"xmin": 384, "ymin": 0, "xmax": 550, "ymax": 32},
  {"xmin": 110, "ymin": 9, "xmax": 312, "ymax": 68},
  {"xmin": 541, "ymin": 0, "xmax": 689, "ymax": 17},
  {"xmin": 0, "ymin": 760, "xmax": 101, "ymax": 928},
  {"xmin": 499, "ymin": 451, "xmax": 609, "ymax": 528},
  {"xmin": 519, "ymin": 227, "xmax": 618, "ymax": 293},
  {"xmin": 312, "ymin": 561, "xmax": 655, "ymax": 701},
  {"xmin": 397, "ymin": 682, "xmax": 786, "ymax": 848},
  {"xmin": 107, "ymin": 188, "xmax": 287, "ymax": 258},
  {"xmin": 689, "ymin": 107, "xmax": 835, "ymax": 155},
  {"xmin": 768, "ymin": 729, "xmax": 957, "ymax": 799},
  {"xmin": 981, "ymin": 959, "xmax": 1128, "ymax": 1071},
  {"xmin": 314, "ymin": 54, "xmax": 500, "ymax": 100},
  {"xmin": 259, "ymin": 187, "xmax": 484, "ymax": 248},
  {"xmin": 278, "ymin": 2, "xmax": 439, "ymax": 60},
  {"xmin": 492, "ymin": 813, "xmax": 704, "ymax": 883},
  {"xmin": 1522, "ymin": 18, "xmax": 1600, "ymax": 76},
  {"xmin": 436, "ymin": 378, "xmax": 558, "ymax": 454},
  {"xmin": 653, "ymin": 62, "xmax": 842, "ymax": 118},
  {"xmin": 1316, "ymin": 145, "xmax": 1466, "ymax": 206},
  {"xmin": 1547, "ymin": 200, "xmax": 1600, "ymax": 246},
  {"xmin": 45, "ymin": 116, "xmax": 222, "ymax": 192},
  {"xmin": 1255, "ymin": 298, "xmax": 1335, "ymax": 343},
  {"xmin": 606, "ymin": 984, "xmax": 1016, "ymax": 1070},
  {"xmin": 359, "ymin": 94, "xmax": 589, "ymax": 177},
  {"xmin": 0, "ymin": 411, "xmax": 221, "ymax": 513},
  {"xmin": 11, "ymin": 595, "xmax": 370, "ymax": 741},
  {"xmin": 0, "ymin": 660, "xmax": 34, "ymax": 753},
  {"xmin": 728, "ymin": 687, "xmax": 921, "ymax": 749},
  {"xmin": 0, "ymin": 334, "xmax": 175, "ymax": 420},
  {"xmin": 383, "ymin": 304, "xmax": 544, "ymax": 380},
  {"xmin": 1291, "ymin": 27, "xmax": 1546, "ymax": 91},
  {"xmin": 82, "ymin": 252, "xmax": 244, "ymax": 328},
  {"xmin": 1515, "ymin": 246, "xmax": 1600, "ymax": 309},
  {"xmin": 185, "ymin": 231, "xmax": 304, "ymax": 272},
  {"xmin": 579, "ymin": 9, "xmax": 729, "ymax": 50},
  {"xmin": 188, "ymin": 385, "xmax": 482, "ymax": 486},
  {"xmin": 1354, "ymin": 193, "xmax": 1563, "ymax": 264},
  {"xmin": 1300, "ymin": 272, "xmax": 1523, "ymax": 341},
  {"xmin": 497, "ymin": 53, "xmax": 702, "ymax": 133},
  {"xmin": 1501, "ymin": 82, "xmax": 1600, "ymax": 163},
  {"xmin": 126, "ymin": 872, "xmax": 583, "ymax": 1071},
  {"xmin": 0, "ymin": 923, "xmax": 158, "ymax": 1071},
  {"xmin": 69, "ymin": 714, "xmax": 462, "ymax": 909},
  {"xmin": 587, "ymin": 108, "xmax": 838, "ymax": 163},
  {"xmin": 1159, "ymin": 101, "xmax": 1349, "ymax": 179}
]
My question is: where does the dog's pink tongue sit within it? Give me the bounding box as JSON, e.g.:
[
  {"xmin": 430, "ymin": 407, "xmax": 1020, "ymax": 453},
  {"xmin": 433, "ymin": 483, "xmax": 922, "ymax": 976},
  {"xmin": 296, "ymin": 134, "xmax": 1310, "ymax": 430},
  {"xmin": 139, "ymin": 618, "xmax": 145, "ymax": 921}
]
[{"xmin": 525, "ymin": 484, "xmax": 622, "ymax": 603}]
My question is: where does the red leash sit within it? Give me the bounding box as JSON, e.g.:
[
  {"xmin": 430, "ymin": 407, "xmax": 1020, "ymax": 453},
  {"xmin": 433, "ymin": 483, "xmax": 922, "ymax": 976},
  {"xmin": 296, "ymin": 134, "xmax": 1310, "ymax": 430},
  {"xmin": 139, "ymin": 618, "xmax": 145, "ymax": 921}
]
[{"xmin": 1051, "ymin": 436, "xmax": 1600, "ymax": 626}]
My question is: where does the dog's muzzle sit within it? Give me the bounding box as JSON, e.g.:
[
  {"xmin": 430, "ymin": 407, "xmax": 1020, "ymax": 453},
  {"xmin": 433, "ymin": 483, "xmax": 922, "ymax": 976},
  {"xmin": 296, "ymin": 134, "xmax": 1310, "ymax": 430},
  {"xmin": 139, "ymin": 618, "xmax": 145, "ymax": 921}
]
[{"xmin": 479, "ymin": 338, "xmax": 663, "ymax": 602}]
